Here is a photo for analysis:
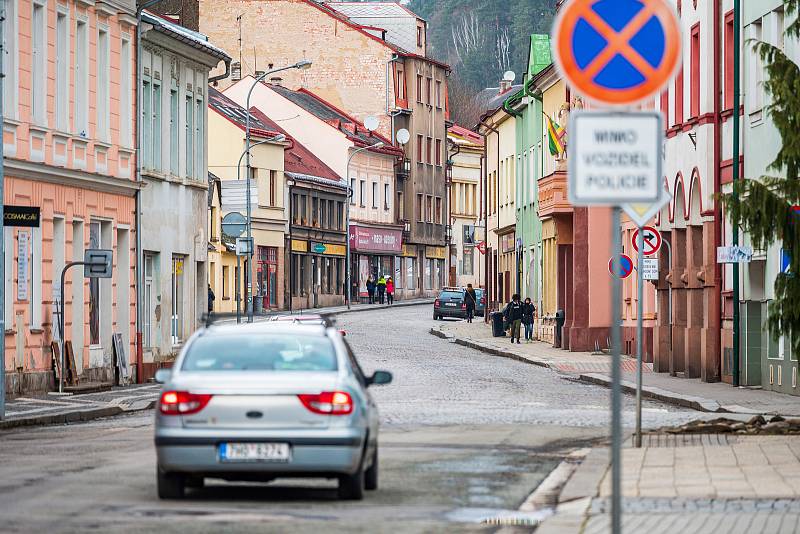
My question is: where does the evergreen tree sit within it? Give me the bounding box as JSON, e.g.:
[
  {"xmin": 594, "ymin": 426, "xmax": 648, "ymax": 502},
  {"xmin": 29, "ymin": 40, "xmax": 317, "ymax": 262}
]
[{"xmin": 722, "ymin": 0, "xmax": 800, "ymax": 352}]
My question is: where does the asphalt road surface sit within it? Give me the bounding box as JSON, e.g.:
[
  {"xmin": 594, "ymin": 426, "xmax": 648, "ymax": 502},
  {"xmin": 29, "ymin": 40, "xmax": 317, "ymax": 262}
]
[{"xmin": 0, "ymin": 305, "xmax": 705, "ymax": 533}]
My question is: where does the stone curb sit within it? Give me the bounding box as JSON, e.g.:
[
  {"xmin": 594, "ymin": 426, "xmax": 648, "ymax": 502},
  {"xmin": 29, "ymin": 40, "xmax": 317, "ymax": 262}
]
[
  {"xmin": 0, "ymin": 398, "xmax": 158, "ymax": 431},
  {"xmin": 577, "ymin": 373, "xmax": 725, "ymax": 413},
  {"xmin": 429, "ymin": 326, "xmax": 555, "ymax": 370}
]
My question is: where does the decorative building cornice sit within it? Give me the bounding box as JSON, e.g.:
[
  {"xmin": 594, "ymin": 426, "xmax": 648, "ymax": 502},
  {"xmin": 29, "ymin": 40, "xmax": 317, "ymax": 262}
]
[{"xmin": 5, "ymin": 158, "xmax": 143, "ymax": 196}]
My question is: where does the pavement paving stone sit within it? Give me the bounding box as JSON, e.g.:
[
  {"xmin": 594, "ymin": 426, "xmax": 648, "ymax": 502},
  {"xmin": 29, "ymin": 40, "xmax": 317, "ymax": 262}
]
[{"xmin": 436, "ymin": 321, "xmax": 800, "ymax": 417}]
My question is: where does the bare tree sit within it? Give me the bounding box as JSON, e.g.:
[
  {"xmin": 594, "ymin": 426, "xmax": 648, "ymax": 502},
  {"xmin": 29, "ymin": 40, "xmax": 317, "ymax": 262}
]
[{"xmin": 450, "ymin": 11, "xmax": 483, "ymax": 65}]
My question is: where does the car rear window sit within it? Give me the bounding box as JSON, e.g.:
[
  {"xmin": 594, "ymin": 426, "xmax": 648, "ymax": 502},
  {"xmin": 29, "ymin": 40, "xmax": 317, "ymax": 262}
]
[
  {"xmin": 182, "ymin": 334, "xmax": 338, "ymax": 372},
  {"xmin": 440, "ymin": 291, "xmax": 463, "ymax": 299}
]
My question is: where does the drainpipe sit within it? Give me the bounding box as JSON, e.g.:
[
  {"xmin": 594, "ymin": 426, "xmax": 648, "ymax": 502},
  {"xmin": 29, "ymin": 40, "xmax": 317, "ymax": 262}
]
[
  {"xmin": 712, "ymin": 0, "xmax": 723, "ymax": 383},
  {"xmin": 731, "ymin": 0, "xmax": 741, "ymax": 386},
  {"xmin": 209, "ymin": 58, "xmax": 231, "ymax": 85},
  {"xmin": 386, "ymin": 54, "xmax": 400, "ymax": 143},
  {"xmin": 478, "ymin": 118, "xmax": 500, "ymax": 308}
]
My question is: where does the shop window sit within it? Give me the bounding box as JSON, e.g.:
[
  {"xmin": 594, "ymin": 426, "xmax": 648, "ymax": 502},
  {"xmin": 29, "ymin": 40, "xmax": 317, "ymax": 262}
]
[{"xmin": 171, "ymin": 255, "xmax": 185, "ymax": 344}]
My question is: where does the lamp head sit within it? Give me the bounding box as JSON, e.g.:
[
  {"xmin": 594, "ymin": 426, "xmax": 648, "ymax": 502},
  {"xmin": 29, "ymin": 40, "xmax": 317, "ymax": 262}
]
[{"xmin": 295, "ymin": 59, "xmax": 313, "ymax": 70}]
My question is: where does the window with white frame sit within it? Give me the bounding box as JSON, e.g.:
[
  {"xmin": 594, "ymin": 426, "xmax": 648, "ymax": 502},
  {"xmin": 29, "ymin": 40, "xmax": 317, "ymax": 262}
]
[
  {"xmin": 153, "ymin": 79, "xmax": 162, "ymax": 170},
  {"xmin": 142, "ymin": 77, "xmax": 152, "ymax": 167},
  {"xmin": 30, "ymin": 226, "xmax": 42, "ymax": 329},
  {"xmin": 120, "ymin": 36, "xmax": 132, "ymax": 147},
  {"xmin": 31, "ymin": 0, "xmax": 47, "ymax": 125},
  {"xmin": 384, "ymin": 183, "xmax": 390, "ymax": 210},
  {"xmin": 185, "ymin": 94, "xmax": 194, "ymax": 178},
  {"xmin": 75, "ymin": 17, "xmax": 89, "ymax": 135},
  {"xmin": 749, "ymin": 20, "xmax": 764, "ymax": 116},
  {"xmin": 195, "ymin": 90, "xmax": 204, "ymax": 179},
  {"xmin": 56, "ymin": 8, "xmax": 69, "ymax": 131},
  {"xmin": 97, "ymin": 26, "xmax": 110, "ymax": 140},
  {"xmin": 2, "ymin": 0, "xmax": 18, "ymax": 120},
  {"xmin": 169, "ymin": 86, "xmax": 178, "ymax": 175},
  {"xmin": 372, "ymin": 181, "xmax": 378, "ymax": 209}
]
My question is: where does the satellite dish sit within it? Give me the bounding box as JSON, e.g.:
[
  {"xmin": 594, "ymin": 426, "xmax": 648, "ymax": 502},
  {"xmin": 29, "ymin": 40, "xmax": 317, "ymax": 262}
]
[
  {"xmin": 396, "ymin": 128, "xmax": 411, "ymax": 145},
  {"xmin": 503, "ymin": 70, "xmax": 516, "ymax": 82},
  {"xmin": 364, "ymin": 116, "xmax": 379, "ymax": 132}
]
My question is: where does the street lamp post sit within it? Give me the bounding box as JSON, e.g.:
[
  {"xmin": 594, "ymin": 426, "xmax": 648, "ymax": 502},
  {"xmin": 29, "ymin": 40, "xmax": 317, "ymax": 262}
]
[
  {"xmin": 345, "ymin": 142, "xmax": 384, "ymax": 310},
  {"xmin": 244, "ymin": 60, "xmax": 311, "ymax": 322}
]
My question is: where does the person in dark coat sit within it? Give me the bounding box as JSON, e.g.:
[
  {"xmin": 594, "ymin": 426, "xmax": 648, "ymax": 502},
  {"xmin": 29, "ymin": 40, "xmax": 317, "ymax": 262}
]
[
  {"xmin": 464, "ymin": 284, "xmax": 478, "ymax": 323},
  {"xmin": 366, "ymin": 277, "xmax": 376, "ymax": 304},
  {"xmin": 503, "ymin": 294, "xmax": 524, "ymax": 344},
  {"xmin": 207, "ymin": 285, "xmax": 215, "ymax": 313},
  {"xmin": 522, "ymin": 297, "xmax": 536, "ymax": 342}
]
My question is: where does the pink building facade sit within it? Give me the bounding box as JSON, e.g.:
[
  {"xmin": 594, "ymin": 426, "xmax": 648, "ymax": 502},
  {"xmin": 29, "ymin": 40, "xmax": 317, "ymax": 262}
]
[{"xmin": 3, "ymin": 0, "xmax": 139, "ymax": 394}]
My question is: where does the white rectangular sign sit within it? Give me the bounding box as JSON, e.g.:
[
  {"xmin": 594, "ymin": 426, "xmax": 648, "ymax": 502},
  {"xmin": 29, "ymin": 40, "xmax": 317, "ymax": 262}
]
[
  {"xmin": 17, "ymin": 230, "xmax": 29, "ymax": 301},
  {"xmin": 717, "ymin": 245, "xmax": 753, "ymax": 264},
  {"xmin": 221, "ymin": 180, "xmax": 259, "ymax": 212},
  {"xmin": 569, "ymin": 111, "xmax": 663, "ymax": 206},
  {"xmin": 641, "ymin": 257, "xmax": 659, "ymax": 280}
]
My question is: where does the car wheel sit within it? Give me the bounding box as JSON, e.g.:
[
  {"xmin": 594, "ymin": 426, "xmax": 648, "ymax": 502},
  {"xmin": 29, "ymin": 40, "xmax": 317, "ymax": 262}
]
[
  {"xmin": 337, "ymin": 452, "xmax": 365, "ymax": 501},
  {"xmin": 157, "ymin": 467, "xmax": 186, "ymax": 499},
  {"xmin": 365, "ymin": 447, "xmax": 378, "ymax": 491}
]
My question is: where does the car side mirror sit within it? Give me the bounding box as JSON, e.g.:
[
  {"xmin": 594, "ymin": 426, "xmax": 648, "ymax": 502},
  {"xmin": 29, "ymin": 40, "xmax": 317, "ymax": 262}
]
[
  {"xmin": 367, "ymin": 370, "xmax": 392, "ymax": 387},
  {"xmin": 154, "ymin": 368, "xmax": 172, "ymax": 384}
]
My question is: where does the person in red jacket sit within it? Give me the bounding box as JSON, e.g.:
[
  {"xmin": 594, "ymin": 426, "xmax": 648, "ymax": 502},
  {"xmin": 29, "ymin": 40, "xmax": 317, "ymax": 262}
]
[{"xmin": 386, "ymin": 277, "xmax": 395, "ymax": 306}]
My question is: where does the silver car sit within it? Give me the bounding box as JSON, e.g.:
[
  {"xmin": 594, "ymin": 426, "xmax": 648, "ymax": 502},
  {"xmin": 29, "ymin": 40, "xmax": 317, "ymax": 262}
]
[{"xmin": 153, "ymin": 322, "xmax": 392, "ymax": 500}]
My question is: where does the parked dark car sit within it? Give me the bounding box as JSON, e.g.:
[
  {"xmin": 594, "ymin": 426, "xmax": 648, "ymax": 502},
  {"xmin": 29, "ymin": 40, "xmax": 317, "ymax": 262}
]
[
  {"xmin": 474, "ymin": 288, "xmax": 486, "ymax": 317},
  {"xmin": 433, "ymin": 288, "xmax": 468, "ymax": 320}
]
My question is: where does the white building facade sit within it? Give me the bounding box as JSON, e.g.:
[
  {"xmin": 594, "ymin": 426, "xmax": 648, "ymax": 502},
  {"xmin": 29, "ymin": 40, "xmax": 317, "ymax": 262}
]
[{"xmin": 138, "ymin": 12, "xmax": 229, "ymax": 364}]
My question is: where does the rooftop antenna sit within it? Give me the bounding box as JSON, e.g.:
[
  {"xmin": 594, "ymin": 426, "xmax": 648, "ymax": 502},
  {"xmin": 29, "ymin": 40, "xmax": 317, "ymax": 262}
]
[{"xmin": 236, "ymin": 14, "xmax": 243, "ymax": 74}]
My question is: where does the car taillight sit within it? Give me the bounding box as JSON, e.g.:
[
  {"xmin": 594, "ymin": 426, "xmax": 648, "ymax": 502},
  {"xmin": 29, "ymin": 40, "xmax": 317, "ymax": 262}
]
[
  {"xmin": 434, "ymin": 299, "xmax": 441, "ymax": 307},
  {"xmin": 298, "ymin": 391, "xmax": 353, "ymax": 415},
  {"xmin": 159, "ymin": 391, "xmax": 213, "ymax": 415},
  {"xmin": 461, "ymin": 302, "xmax": 467, "ymax": 310}
]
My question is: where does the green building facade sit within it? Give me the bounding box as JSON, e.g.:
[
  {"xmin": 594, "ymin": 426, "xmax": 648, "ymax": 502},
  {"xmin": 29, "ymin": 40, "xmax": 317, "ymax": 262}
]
[{"xmin": 506, "ymin": 35, "xmax": 550, "ymax": 318}]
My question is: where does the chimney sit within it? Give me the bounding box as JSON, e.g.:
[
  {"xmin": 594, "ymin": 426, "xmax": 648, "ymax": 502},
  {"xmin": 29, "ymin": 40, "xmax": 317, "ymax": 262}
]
[
  {"xmin": 270, "ymin": 76, "xmax": 283, "ymax": 86},
  {"xmin": 231, "ymin": 61, "xmax": 242, "ymax": 81},
  {"xmin": 499, "ymin": 79, "xmax": 512, "ymax": 93},
  {"xmin": 255, "ymin": 70, "xmax": 265, "ymax": 78}
]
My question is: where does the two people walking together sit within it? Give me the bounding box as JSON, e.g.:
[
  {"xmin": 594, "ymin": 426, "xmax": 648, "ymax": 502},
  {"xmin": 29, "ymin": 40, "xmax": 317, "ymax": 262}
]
[{"xmin": 502, "ymin": 294, "xmax": 536, "ymax": 344}]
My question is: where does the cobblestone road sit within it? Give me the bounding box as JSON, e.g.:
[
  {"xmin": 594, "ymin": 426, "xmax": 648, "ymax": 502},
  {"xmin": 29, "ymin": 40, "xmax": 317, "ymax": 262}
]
[{"xmin": 336, "ymin": 306, "xmax": 712, "ymax": 429}]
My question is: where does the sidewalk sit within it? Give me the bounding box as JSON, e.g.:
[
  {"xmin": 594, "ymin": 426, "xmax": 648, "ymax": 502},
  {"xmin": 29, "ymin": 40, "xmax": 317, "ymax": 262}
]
[
  {"xmin": 1, "ymin": 383, "xmax": 161, "ymax": 430},
  {"xmin": 432, "ymin": 320, "xmax": 800, "ymax": 417},
  {"xmin": 535, "ymin": 435, "xmax": 800, "ymax": 533}
]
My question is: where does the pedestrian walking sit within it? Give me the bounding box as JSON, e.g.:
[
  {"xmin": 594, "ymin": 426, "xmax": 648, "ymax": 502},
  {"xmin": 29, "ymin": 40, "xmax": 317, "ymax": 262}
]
[
  {"xmin": 386, "ymin": 277, "xmax": 395, "ymax": 305},
  {"xmin": 366, "ymin": 277, "xmax": 376, "ymax": 304},
  {"xmin": 502, "ymin": 294, "xmax": 524, "ymax": 344},
  {"xmin": 522, "ymin": 297, "xmax": 536, "ymax": 342},
  {"xmin": 377, "ymin": 275, "xmax": 387, "ymax": 304},
  {"xmin": 464, "ymin": 283, "xmax": 477, "ymax": 323},
  {"xmin": 207, "ymin": 284, "xmax": 215, "ymax": 313}
]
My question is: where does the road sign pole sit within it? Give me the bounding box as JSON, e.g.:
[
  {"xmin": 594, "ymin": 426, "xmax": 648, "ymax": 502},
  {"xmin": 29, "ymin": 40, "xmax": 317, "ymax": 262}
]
[
  {"xmin": 635, "ymin": 225, "xmax": 645, "ymax": 448},
  {"xmin": 610, "ymin": 207, "xmax": 623, "ymax": 534},
  {"xmin": 236, "ymin": 255, "xmax": 241, "ymax": 324}
]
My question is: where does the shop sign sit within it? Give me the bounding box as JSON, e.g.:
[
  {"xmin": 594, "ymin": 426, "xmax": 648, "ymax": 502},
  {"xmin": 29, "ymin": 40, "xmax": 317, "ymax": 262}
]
[
  {"xmin": 17, "ymin": 231, "xmax": 29, "ymax": 301},
  {"xmin": 312, "ymin": 243, "xmax": 327, "ymax": 254},
  {"xmin": 425, "ymin": 246, "xmax": 446, "ymax": 260},
  {"xmin": 321, "ymin": 243, "xmax": 346, "ymax": 256},
  {"xmin": 291, "ymin": 239, "xmax": 308, "ymax": 253},
  {"xmin": 4, "ymin": 206, "xmax": 40, "ymax": 227},
  {"xmin": 349, "ymin": 225, "xmax": 402, "ymax": 253},
  {"xmin": 401, "ymin": 244, "xmax": 417, "ymax": 258}
]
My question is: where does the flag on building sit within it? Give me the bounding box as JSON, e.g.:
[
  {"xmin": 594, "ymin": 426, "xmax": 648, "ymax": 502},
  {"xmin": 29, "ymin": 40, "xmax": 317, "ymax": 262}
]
[{"xmin": 545, "ymin": 114, "xmax": 565, "ymax": 156}]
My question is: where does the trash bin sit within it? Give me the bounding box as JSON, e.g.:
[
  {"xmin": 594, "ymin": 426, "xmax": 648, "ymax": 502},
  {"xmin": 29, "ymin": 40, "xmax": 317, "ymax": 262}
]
[
  {"xmin": 491, "ymin": 311, "xmax": 506, "ymax": 337},
  {"xmin": 555, "ymin": 309, "xmax": 566, "ymax": 348}
]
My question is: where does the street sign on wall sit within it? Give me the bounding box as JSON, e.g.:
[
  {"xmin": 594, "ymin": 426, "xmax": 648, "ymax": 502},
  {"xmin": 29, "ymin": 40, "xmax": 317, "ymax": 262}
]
[
  {"xmin": 717, "ymin": 246, "xmax": 753, "ymax": 264},
  {"xmin": 553, "ymin": 0, "xmax": 682, "ymax": 106},
  {"xmin": 568, "ymin": 111, "xmax": 663, "ymax": 205}
]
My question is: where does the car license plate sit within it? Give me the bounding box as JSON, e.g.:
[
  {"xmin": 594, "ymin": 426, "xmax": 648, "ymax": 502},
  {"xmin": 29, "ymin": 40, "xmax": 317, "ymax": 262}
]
[
  {"xmin": 445, "ymin": 302, "xmax": 457, "ymax": 307},
  {"xmin": 219, "ymin": 442, "xmax": 292, "ymax": 462}
]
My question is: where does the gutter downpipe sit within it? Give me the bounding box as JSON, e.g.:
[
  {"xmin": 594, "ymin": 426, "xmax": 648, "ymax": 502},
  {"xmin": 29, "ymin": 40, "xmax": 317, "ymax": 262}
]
[
  {"xmin": 386, "ymin": 54, "xmax": 400, "ymax": 143},
  {"xmin": 478, "ymin": 118, "xmax": 500, "ymax": 310},
  {"xmin": 731, "ymin": 0, "xmax": 741, "ymax": 386},
  {"xmin": 712, "ymin": 0, "xmax": 723, "ymax": 383}
]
